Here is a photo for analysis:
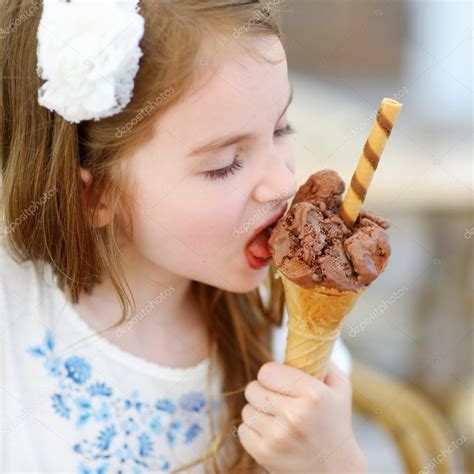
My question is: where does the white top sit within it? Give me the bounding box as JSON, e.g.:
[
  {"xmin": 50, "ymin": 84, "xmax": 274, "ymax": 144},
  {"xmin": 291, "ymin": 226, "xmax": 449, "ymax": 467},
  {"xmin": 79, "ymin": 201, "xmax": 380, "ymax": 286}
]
[{"xmin": 0, "ymin": 245, "xmax": 351, "ymax": 473}]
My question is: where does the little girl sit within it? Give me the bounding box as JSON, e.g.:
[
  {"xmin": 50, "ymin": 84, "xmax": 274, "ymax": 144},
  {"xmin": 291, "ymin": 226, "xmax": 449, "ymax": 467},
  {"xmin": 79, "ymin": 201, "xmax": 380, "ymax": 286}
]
[{"xmin": 1, "ymin": 0, "xmax": 366, "ymax": 472}]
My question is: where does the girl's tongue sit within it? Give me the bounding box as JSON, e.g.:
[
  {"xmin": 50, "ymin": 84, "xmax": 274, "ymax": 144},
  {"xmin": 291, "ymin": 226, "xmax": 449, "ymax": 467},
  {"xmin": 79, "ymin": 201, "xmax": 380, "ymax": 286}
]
[{"xmin": 246, "ymin": 226, "xmax": 273, "ymax": 259}]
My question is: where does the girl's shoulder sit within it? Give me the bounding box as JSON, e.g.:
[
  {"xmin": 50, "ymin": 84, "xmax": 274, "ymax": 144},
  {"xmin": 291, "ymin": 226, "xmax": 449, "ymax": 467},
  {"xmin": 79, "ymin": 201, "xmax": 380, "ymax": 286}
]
[{"xmin": 0, "ymin": 244, "xmax": 64, "ymax": 331}]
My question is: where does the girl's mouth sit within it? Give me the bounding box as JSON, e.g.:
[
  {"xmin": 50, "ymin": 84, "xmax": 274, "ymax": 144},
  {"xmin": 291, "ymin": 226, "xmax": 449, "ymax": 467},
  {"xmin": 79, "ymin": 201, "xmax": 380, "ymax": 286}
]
[
  {"xmin": 244, "ymin": 211, "xmax": 285, "ymax": 270},
  {"xmin": 245, "ymin": 225, "xmax": 274, "ymax": 269}
]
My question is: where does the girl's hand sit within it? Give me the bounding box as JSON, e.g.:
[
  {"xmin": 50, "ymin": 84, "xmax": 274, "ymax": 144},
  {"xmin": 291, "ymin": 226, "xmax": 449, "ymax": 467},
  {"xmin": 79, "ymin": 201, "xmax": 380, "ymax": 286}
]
[{"xmin": 237, "ymin": 361, "xmax": 367, "ymax": 473}]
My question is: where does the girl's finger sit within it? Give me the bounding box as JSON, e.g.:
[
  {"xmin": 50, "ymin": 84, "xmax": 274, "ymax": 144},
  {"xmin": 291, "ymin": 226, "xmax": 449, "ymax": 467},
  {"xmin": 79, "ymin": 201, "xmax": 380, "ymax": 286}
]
[
  {"xmin": 258, "ymin": 361, "xmax": 323, "ymax": 397},
  {"xmin": 241, "ymin": 402, "xmax": 275, "ymax": 436},
  {"xmin": 324, "ymin": 361, "xmax": 352, "ymax": 394},
  {"xmin": 244, "ymin": 380, "xmax": 286, "ymax": 417},
  {"xmin": 237, "ymin": 419, "xmax": 266, "ymax": 465}
]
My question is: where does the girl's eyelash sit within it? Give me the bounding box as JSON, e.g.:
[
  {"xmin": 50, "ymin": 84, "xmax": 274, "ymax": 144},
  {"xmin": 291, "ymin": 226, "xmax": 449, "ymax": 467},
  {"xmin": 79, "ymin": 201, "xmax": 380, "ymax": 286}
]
[
  {"xmin": 274, "ymin": 123, "xmax": 296, "ymax": 137},
  {"xmin": 204, "ymin": 157, "xmax": 244, "ymax": 181},
  {"xmin": 204, "ymin": 123, "xmax": 296, "ymax": 181}
]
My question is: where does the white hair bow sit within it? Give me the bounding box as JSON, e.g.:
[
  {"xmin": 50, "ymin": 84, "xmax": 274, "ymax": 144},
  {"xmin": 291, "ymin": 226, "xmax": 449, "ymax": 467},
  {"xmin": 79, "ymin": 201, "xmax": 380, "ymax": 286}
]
[{"xmin": 36, "ymin": 0, "xmax": 145, "ymax": 124}]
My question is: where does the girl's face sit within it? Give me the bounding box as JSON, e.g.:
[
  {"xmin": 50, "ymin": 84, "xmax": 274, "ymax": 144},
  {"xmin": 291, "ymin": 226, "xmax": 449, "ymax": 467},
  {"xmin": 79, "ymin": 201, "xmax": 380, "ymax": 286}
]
[{"xmin": 126, "ymin": 35, "xmax": 297, "ymax": 293}]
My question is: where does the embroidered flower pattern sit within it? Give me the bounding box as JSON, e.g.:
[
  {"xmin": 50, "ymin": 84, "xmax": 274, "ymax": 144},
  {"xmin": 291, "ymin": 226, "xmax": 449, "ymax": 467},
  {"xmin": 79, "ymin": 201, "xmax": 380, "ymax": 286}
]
[{"xmin": 27, "ymin": 329, "xmax": 220, "ymax": 472}]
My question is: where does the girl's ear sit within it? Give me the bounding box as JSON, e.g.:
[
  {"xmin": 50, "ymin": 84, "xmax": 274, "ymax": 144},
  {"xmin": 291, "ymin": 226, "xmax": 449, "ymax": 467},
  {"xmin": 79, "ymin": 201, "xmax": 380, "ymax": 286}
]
[{"xmin": 80, "ymin": 167, "xmax": 114, "ymax": 228}]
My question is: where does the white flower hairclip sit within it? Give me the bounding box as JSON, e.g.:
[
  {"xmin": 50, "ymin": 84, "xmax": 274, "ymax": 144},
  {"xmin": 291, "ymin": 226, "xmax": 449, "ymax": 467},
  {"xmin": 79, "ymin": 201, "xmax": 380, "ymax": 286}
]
[{"xmin": 36, "ymin": 0, "xmax": 145, "ymax": 124}]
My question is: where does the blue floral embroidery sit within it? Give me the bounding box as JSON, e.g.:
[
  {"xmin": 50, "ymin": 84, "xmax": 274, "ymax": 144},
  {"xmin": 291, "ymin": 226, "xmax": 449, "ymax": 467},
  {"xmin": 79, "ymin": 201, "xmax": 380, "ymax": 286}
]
[
  {"xmin": 180, "ymin": 392, "xmax": 206, "ymax": 413},
  {"xmin": 155, "ymin": 399, "xmax": 175, "ymax": 415},
  {"xmin": 51, "ymin": 393, "xmax": 71, "ymax": 419},
  {"xmin": 65, "ymin": 356, "xmax": 92, "ymax": 384},
  {"xmin": 184, "ymin": 423, "xmax": 202, "ymax": 444},
  {"xmin": 27, "ymin": 328, "xmax": 220, "ymax": 473}
]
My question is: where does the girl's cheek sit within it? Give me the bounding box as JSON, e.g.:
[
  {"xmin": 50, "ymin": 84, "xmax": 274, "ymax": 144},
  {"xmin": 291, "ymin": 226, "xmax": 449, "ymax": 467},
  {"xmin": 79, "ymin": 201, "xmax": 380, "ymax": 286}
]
[
  {"xmin": 131, "ymin": 161, "xmax": 251, "ymax": 245},
  {"xmin": 141, "ymin": 196, "xmax": 241, "ymax": 255}
]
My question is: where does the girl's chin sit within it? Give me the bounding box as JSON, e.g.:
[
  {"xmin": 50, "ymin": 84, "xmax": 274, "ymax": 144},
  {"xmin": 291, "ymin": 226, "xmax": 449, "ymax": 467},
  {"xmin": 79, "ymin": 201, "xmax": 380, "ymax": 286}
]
[
  {"xmin": 232, "ymin": 261, "xmax": 271, "ymax": 293},
  {"xmin": 199, "ymin": 252, "xmax": 271, "ymax": 293}
]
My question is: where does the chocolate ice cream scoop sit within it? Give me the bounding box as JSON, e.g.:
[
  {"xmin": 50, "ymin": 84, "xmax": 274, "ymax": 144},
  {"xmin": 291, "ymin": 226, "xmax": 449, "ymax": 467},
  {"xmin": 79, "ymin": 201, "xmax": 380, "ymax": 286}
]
[
  {"xmin": 292, "ymin": 169, "xmax": 345, "ymax": 210},
  {"xmin": 268, "ymin": 170, "xmax": 390, "ymax": 291}
]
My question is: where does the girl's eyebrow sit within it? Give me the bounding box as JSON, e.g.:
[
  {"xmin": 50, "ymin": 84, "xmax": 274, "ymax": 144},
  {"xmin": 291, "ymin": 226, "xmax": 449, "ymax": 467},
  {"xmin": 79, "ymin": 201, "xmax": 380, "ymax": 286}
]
[{"xmin": 187, "ymin": 83, "xmax": 293, "ymax": 158}]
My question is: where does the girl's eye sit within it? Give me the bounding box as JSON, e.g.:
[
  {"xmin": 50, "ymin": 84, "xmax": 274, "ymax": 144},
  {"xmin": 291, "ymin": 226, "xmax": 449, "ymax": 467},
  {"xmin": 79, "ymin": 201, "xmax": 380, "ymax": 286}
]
[
  {"xmin": 274, "ymin": 123, "xmax": 295, "ymax": 138},
  {"xmin": 204, "ymin": 157, "xmax": 244, "ymax": 181},
  {"xmin": 203, "ymin": 124, "xmax": 295, "ymax": 181}
]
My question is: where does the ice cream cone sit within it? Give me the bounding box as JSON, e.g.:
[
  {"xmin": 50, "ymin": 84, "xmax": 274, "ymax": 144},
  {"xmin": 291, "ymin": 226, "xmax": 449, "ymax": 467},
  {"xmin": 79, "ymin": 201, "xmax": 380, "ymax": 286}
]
[{"xmin": 279, "ymin": 271, "xmax": 363, "ymax": 380}]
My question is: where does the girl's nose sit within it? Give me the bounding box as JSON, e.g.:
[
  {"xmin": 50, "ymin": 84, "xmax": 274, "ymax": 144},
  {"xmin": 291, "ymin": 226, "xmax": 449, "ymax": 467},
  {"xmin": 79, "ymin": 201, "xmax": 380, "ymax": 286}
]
[{"xmin": 252, "ymin": 156, "xmax": 297, "ymax": 205}]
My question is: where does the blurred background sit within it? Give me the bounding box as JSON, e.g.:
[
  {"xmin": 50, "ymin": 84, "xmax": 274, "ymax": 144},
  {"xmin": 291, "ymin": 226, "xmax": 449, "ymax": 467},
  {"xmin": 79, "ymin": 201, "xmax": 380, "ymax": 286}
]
[{"xmin": 278, "ymin": 0, "xmax": 473, "ymax": 472}]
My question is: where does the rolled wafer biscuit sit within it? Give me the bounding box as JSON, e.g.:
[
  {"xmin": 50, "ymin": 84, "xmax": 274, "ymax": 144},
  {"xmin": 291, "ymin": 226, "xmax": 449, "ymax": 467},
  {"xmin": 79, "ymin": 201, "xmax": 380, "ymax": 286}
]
[{"xmin": 340, "ymin": 98, "xmax": 402, "ymax": 228}]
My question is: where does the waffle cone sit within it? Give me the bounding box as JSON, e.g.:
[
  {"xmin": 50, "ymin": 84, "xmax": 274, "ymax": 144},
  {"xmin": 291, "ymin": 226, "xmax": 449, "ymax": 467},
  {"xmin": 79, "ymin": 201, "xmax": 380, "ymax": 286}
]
[{"xmin": 280, "ymin": 272, "xmax": 362, "ymax": 380}]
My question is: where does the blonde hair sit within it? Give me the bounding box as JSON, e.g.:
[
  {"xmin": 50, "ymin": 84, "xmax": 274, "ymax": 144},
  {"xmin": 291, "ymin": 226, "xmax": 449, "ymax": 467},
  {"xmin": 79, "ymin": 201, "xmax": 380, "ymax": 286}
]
[{"xmin": 1, "ymin": 1, "xmax": 287, "ymax": 471}]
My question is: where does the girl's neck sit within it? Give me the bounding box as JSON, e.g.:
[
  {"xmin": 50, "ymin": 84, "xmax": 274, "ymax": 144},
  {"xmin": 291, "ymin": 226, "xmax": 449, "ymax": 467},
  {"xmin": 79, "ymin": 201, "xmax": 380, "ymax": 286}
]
[{"xmin": 73, "ymin": 246, "xmax": 210, "ymax": 369}]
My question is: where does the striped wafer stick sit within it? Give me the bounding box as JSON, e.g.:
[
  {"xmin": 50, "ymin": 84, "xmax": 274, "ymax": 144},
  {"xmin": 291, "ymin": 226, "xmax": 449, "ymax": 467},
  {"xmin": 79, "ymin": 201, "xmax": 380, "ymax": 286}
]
[{"xmin": 340, "ymin": 98, "xmax": 402, "ymax": 228}]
